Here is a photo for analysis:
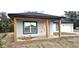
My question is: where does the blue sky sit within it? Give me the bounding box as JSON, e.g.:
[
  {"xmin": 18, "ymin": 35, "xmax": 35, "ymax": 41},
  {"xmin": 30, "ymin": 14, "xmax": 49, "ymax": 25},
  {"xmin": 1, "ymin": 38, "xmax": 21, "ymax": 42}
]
[{"xmin": 0, "ymin": 0, "xmax": 79, "ymax": 16}]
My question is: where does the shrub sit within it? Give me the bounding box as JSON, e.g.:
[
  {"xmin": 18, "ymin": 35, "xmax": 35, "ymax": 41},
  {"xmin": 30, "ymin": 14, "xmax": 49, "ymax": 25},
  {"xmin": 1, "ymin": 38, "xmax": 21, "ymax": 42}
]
[{"xmin": 0, "ymin": 38, "xmax": 2, "ymax": 48}]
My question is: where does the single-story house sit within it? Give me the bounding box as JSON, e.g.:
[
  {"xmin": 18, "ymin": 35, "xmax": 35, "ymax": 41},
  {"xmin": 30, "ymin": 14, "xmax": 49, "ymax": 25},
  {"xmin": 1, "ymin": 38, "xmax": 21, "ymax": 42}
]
[{"xmin": 8, "ymin": 12, "xmax": 73, "ymax": 42}]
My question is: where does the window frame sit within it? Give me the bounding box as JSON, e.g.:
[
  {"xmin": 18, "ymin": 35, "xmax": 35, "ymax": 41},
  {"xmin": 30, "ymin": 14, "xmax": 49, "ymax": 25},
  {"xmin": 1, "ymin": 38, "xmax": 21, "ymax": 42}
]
[{"xmin": 23, "ymin": 21, "xmax": 38, "ymax": 34}]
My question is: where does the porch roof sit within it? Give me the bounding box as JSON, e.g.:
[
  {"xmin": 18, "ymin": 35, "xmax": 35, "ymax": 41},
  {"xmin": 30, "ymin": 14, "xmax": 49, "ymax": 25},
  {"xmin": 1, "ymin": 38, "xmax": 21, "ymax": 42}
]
[{"xmin": 8, "ymin": 12, "xmax": 65, "ymax": 20}]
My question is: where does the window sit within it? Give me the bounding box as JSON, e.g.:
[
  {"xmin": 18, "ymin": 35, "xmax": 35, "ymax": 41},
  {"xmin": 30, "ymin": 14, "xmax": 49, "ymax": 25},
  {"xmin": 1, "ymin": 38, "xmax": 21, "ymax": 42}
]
[
  {"xmin": 23, "ymin": 22, "xmax": 37, "ymax": 34},
  {"xmin": 56, "ymin": 23, "xmax": 59, "ymax": 31}
]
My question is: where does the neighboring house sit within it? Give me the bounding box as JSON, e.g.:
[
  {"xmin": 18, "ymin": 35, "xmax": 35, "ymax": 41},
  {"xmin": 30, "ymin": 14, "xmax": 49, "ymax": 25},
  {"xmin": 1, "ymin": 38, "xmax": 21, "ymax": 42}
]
[
  {"xmin": 53, "ymin": 18, "xmax": 73, "ymax": 32},
  {"xmin": 8, "ymin": 12, "xmax": 72, "ymax": 42}
]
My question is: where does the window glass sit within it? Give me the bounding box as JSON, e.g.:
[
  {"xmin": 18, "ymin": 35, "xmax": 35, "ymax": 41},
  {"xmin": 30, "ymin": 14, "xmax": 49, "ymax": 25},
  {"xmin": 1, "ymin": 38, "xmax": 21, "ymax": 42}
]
[
  {"xmin": 56, "ymin": 23, "xmax": 59, "ymax": 31},
  {"xmin": 23, "ymin": 22, "xmax": 37, "ymax": 34},
  {"xmin": 31, "ymin": 22, "xmax": 37, "ymax": 33}
]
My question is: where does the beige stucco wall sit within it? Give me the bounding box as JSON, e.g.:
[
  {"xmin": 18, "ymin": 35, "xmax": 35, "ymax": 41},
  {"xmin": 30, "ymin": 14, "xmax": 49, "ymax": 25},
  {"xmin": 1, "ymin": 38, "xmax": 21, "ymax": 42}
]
[
  {"xmin": 16, "ymin": 21, "xmax": 49, "ymax": 38},
  {"xmin": 16, "ymin": 21, "xmax": 73, "ymax": 38}
]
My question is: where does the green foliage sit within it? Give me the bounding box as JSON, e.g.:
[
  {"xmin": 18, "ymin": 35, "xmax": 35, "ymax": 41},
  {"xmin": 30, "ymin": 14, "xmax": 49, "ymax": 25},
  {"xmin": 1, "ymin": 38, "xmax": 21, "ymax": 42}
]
[
  {"xmin": 0, "ymin": 12, "xmax": 6, "ymax": 32},
  {"xmin": 0, "ymin": 37, "xmax": 2, "ymax": 48},
  {"xmin": 0, "ymin": 12, "xmax": 14, "ymax": 32},
  {"xmin": 8, "ymin": 18, "xmax": 14, "ymax": 32},
  {"xmin": 64, "ymin": 11, "xmax": 79, "ymax": 28},
  {"xmin": 64, "ymin": 11, "xmax": 79, "ymax": 21}
]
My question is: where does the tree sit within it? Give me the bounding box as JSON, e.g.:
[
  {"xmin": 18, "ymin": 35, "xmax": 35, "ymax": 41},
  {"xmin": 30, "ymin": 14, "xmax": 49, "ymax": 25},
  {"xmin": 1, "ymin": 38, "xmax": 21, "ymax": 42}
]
[
  {"xmin": 64, "ymin": 11, "xmax": 79, "ymax": 29},
  {"xmin": 1, "ymin": 12, "xmax": 7, "ymax": 32},
  {"xmin": 0, "ymin": 12, "xmax": 14, "ymax": 32}
]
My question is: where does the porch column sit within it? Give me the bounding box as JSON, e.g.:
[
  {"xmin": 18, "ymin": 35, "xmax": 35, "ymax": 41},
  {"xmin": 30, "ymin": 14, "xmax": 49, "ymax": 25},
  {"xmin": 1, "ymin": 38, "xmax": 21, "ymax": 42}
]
[
  {"xmin": 14, "ymin": 17, "xmax": 16, "ymax": 42},
  {"xmin": 45, "ymin": 19, "xmax": 49, "ymax": 38},
  {"xmin": 58, "ymin": 19, "xmax": 61, "ymax": 38}
]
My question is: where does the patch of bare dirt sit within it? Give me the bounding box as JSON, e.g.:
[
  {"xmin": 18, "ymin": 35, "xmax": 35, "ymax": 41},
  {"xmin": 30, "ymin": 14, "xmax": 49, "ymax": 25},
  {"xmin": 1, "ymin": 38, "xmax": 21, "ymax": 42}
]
[
  {"xmin": 53, "ymin": 32, "xmax": 78, "ymax": 35},
  {"xmin": 1, "ymin": 32, "xmax": 79, "ymax": 48},
  {"xmin": 13, "ymin": 36, "xmax": 79, "ymax": 48},
  {"xmin": 1, "ymin": 33, "xmax": 14, "ymax": 48}
]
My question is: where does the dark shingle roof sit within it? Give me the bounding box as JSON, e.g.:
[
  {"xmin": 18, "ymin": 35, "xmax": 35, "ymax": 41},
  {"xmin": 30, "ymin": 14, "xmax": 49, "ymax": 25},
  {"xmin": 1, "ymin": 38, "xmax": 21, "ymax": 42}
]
[
  {"xmin": 53, "ymin": 18, "xmax": 73, "ymax": 23},
  {"xmin": 8, "ymin": 12, "xmax": 64, "ymax": 19}
]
